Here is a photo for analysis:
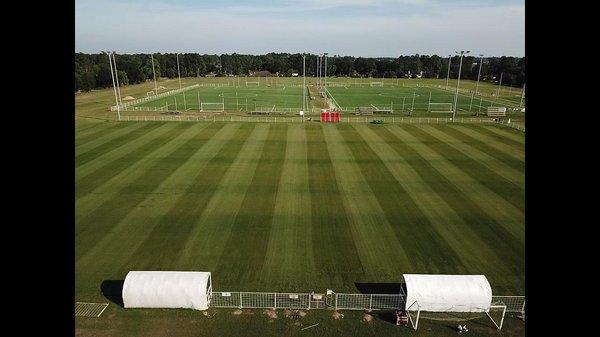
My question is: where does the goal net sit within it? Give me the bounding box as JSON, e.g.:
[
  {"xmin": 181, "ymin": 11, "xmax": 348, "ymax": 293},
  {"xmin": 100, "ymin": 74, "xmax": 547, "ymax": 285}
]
[
  {"xmin": 200, "ymin": 102, "xmax": 225, "ymax": 112},
  {"xmin": 428, "ymin": 102, "xmax": 453, "ymax": 113},
  {"xmin": 245, "ymin": 81, "xmax": 260, "ymax": 87},
  {"xmin": 370, "ymin": 82, "xmax": 384, "ymax": 87},
  {"xmin": 251, "ymin": 105, "xmax": 276, "ymax": 115}
]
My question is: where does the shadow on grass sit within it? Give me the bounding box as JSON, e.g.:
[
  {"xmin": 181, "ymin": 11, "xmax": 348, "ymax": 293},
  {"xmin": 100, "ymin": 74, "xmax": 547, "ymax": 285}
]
[
  {"xmin": 354, "ymin": 282, "xmax": 403, "ymax": 294},
  {"xmin": 101, "ymin": 280, "xmax": 124, "ymax": 308}
]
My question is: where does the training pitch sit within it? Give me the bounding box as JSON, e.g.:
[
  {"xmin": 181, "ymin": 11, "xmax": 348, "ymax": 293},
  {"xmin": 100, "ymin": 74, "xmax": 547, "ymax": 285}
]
[{"xmin": 75, "ymin": 78, "xmax": 525, "ymax": 337}]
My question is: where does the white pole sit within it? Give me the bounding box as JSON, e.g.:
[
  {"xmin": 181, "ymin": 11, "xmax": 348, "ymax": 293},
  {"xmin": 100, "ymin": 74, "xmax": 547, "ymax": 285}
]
[
  {"xmin": 107, "ymin": 52, "xmax": 121, "ymax": 121},
  {"xmin": 497, "ymin": 72, "xmax": 503, "ymax": 97},
  {"xmin": 519, "ymin": 83, "xmax": 525, "ymax": 108},
  {"xmin": 197, "ymin": 91, "xmax": 201, "ymax": 112},
  {"xmin": 151, "ymin": 54, "xmax": 158, "ymax": 94},
  {"xmin": 453, "ymin": 51, "xmax": 469, "ymax": 120},
  {"xmin": 302, "ymin": 57, "xmax": 306, "ymax": 113},
  {"xmin": 446, "ymin": 55, "xmax": 452, "ymax": 90},
  {"xmin": 475, "ymin": 54, "xmax": 484, "ymax": 96},
  {"xmin": 112, "ymin": 53, "xmax": 122, "ymax": 106},
  {"xmin": 324, "ymin": 54, "xmax": 327, "ymax": 94}
]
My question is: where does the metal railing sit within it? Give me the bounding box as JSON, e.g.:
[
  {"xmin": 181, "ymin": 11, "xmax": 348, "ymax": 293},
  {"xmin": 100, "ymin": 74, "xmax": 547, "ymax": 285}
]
[
  {"xmin": 492, "ymin": 296, "xmax": 525, "ymax": 313},
  {"xmin": 211, "ymin": 292, "xmax": 321, "ymax": 310},
  {"xmin": 209, "ymin": 291, "xmax": 524, "ymax": 313}
]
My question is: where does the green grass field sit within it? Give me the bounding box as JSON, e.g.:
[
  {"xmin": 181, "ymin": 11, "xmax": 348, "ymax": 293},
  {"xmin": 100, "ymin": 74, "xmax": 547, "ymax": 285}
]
[{"xmin": 75, "ymin": 78, "xmax": 524, "ymax": 336}]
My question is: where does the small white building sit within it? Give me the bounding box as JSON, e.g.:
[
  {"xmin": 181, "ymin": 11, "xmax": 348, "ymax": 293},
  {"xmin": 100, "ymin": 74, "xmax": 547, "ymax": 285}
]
[
  {"xmin": 122, "ymin": 271, "xmax": 212, "ymax": 310},
  {"xmin": 403, "ymin": 274, "xmax": 492, "ymax": 312}
]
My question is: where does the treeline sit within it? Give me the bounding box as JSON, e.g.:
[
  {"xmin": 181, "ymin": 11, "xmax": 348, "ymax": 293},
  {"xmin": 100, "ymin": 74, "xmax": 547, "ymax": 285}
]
[{"xmin": 75, "ymin": 52, "xmax": 525, "ymax": 92}]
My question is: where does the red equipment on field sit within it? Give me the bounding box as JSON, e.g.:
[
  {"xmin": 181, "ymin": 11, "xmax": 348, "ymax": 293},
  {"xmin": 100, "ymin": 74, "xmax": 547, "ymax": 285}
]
[{"xmin": 320, "ymin": 110, "xmax": 340, "ymax": 123}]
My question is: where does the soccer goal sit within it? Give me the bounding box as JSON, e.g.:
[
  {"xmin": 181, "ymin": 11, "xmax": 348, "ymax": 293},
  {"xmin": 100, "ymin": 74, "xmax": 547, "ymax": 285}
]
[
  {"xmin": 370, "ymin": 81, "xmax": 384, "ymax": 87},
  {"xmin": 200, "ymin": 102, "xmax": 225, "ymax": 112},
  {"xmin": 245, "ymin": 81, "xmax": 260, "ymax": 87},
  {"xmin": 146, "ymin": 91, "xmax": 156, "ymax": 98},
  {"xmin": 428, "ymin": 102, "xmax": 454, "ymax": 113}
]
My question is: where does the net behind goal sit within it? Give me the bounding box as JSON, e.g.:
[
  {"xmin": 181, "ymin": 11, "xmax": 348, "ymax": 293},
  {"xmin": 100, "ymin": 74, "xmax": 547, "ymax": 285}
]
[
  {"xmin": 428, "ymin": 103, "xmax": 453, "ymax": 113},
  {"xmin": 245, "ymin": 81, "xmax": 260, "ymax": 87},
  {"xmin": 200, "ymin": 102, "xmax": 225, "ymax": 112},
  {"xmin": 370, "ymin": 82, "xmax": 384, "ymax": 87}
]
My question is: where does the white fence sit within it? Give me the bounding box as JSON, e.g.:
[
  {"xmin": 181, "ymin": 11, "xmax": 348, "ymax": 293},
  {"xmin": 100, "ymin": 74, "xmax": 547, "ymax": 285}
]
[
  {"xmin": 119, "ymin": 114, "xmax": 524, "ymax": 132},
  {"xmin": 211, "ymin": 292, "xmax": 323, "ymax": 310},
  {"xmin": 111, "ymin": 84, "xmax": 200, "ymax": 111},
  {"xmin": 209, "ymin": 291, "xmax": 524, "ymax": 314},
  {"xmin": 334, "ymin": 293, "xmax": 405, "ymax": 311}
]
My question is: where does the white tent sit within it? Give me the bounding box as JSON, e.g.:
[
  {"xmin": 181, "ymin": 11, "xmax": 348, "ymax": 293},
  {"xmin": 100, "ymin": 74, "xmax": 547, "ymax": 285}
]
[
  {"xmin": 403, "ymin": 274, "xmax": 492, "ymax": 312},
  {"xmin": 122, "ymin": 271, "xmax": 212, "ymax": 310}
]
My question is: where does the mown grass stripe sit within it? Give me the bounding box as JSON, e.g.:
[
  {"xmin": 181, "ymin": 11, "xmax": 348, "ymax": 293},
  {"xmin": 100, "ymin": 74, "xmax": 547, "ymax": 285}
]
[
  {"xmin": 374, "ymin": 126, "xmax": 524, "ymax": 293},
  {"xmin": 125, "ymin": 123, "xmax": 255, "ymax": 270},
  {"xmin": 76, "ymin": 122, "xmax": 147, "ymax": 155},
  {"xmin": 76, "ymin": 123, "xmax": 189, "ymax": 199},
  {"xmin": 75, "ymin": 122, "xmax": 119, "ymax": 144},
  {"xmin": 323, "ymin": 125, "xmax": 409, "ymax": 282},
  {"xmin": 406, "ymin": 125, "xmax": 525, "ymax": 213},
  {"xmin": 478, "ymin": 124, "xmax": 526, "ymax": 146},
  {"xmin": 215, "ymin": 124, "xmax": 288, "ymax": 286},
  {"xmin": 340, "ymin": 124, "xmax": 467, "ymax": 274},
  {"xmin": 447, "ymin": 124, "xmax": 525, "ymax": 163},
  {"xmin": 175, "ymin": 124, "xmax": 270, "ymax": 288},
  {"xmin": 423, "ymin": 124, "xmax": 524, "ymax": 188},
  {"xmin": 76, "ymin": 122, "xmax": 120, "ymax": 142},
  {"xmin": 261, "ymin": 124, "xmax": 317, "ymax": 289},
  {"xmin": 76, "ymin": 123, "xmax": 242, "ymax": 278},
  {"xmin": 76, "ymin": 122, "xmax": 225, "ymax": 261},
  {"xmin": 76, "ymin": 123, "xmax": 164, "ymax": 168},
  {"xmin": 385, "ymin": 125, "xmax": 524, "ymax": 237},
  {"xmin": 306, "ymin": 125, "xmax": 365, "ymax": 288}
]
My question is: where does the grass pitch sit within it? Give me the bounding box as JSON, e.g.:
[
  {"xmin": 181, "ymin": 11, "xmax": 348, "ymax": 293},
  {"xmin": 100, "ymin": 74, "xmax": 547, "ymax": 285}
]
[{"xmin": 75, "ymin": 78, "xmax": 524, "ymax": 336}]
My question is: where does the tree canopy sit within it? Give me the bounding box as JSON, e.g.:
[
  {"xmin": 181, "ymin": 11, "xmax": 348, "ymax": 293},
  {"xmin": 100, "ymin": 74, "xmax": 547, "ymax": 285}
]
[{"xmin": 75, "ymin": 52, "xmax": 525, "ymax": 92}]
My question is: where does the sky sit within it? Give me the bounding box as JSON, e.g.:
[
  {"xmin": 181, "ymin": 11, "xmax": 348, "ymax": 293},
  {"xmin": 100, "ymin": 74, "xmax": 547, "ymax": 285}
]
[{"xmin": 75, "ymin": 0, "xmax": 524, "ymax": 57}]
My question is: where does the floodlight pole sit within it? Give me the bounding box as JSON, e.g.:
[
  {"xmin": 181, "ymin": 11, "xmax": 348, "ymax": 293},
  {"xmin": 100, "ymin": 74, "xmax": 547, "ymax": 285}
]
[
  {"xmin": 151, "ymin": 54, "xmax": 158, "ymax": 94},
  {"xmin": 519, "ymin": 82, "xmax": 525, "ymax": 108},
  {"xmin": 497, "ymin": 72, "xmax": 503, "ymax": 97},
  {"xmin": 452, "ymin": 50, "xmax": 469, "ymax": 120},
  {"xmin": 446, "ymin": 55, "xmax": 452, "ymax": 90},
  {"xmin": 317, "ymin": 55, "xmax": 320, "ymax": 87},
  {"xmin": 112, "ymin": 52, "xmax": 122, "ymax": 106},
  {"xmin": 177, "ymin": 53, "xmax": 182, "ymax": 89},
  {"xmin": 324, "ymin": 53, "xmax": 328, "ymax": 97},
  {"xmin": 106, "ymin": 51, "xmax": 121, "ymax": 121},
  {"xmin": 177, "ymin": 53, "xmax": 186, "ymax": 109},
  {"xmin": 302, "ymin": 54, "xmax": 306, "ymax": 115},
  {"xmin": 475, "ymin": 54, "xmax": 484, "ymax": 96}
]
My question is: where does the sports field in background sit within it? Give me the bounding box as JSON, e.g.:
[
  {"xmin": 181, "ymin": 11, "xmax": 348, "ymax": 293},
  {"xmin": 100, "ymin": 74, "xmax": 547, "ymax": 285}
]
[{"xmin": 75, "ymin": 78, "xmax": 525, "ymax": 337}]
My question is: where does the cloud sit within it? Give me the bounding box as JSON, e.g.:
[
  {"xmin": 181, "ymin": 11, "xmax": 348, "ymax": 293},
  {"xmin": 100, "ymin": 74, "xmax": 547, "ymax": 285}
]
[{"xmin": 75, "ymin": 0, "xmax": 524, "ymax": 56}]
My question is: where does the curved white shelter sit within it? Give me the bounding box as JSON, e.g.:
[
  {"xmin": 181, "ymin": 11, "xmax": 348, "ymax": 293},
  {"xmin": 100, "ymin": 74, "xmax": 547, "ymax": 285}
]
[
  {"xmin": 403, "ymin": 274, "xmax": 492, "ymax": 312},
  {"xmin": 122, "ymin": 271, "xmax": 212, "ymax": 310}
]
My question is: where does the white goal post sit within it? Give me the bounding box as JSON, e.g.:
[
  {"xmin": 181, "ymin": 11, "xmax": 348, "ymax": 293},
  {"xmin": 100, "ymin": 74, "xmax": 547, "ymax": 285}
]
[
  {"xmin": 200, "ymin": 102, "xmax": 225, "ymax": 112},
  {"xmin": 370, "ymin": 81, "xmax": 384, "ymax": 87},
  {"xmin": 428, "ymin": 102, "xmax": 454, "ymax": 113},
  {"xmin": 245, "ymin": 81, "xmax": 260, "ymax": 87}
]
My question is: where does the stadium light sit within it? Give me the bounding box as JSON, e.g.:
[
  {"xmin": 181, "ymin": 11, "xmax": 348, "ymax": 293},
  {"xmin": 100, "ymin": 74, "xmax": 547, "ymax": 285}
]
[
  {"xmin": 151, "ymin": 54, "xmax": 158, "ymax": 94},
  {"xmin": 519, "ymin": 82, "xmax": 525, "ymax": 108},
  {"xmin": 176, "ymin": 53, "xmax": 186, "ymax": 109},
  {"xmin": 324, "ymin": 53, "xmax": 328, "ymax": 99},
  {"xmin": 497, "ymin": 72, "xmax": 503, "ymax": 97},
  {"xmin": 452, "ymin": 50, "xmax": 470, "ymax": 120},
  {"xmin": 105, "ymin": 51, "xmax": 121, "ymax": 121},
  {"xmin": 112, "ymin": 52, "xmax": 123, "ymax": 107},
  {"xmin": 446, "ymin": 55, "xmax": 452, "ymax": 90},
  {"xmin": 176, "ymin": 53, "xmax": 182, "ymax": 90},
  {"xmin": 302, "ymin": 54, "xmax": 306, "ymax": 120}
]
